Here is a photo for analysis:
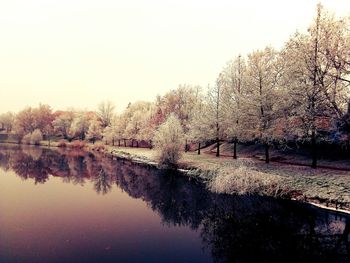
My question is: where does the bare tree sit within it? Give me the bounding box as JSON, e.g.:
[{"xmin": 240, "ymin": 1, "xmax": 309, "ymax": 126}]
[{"xmin": 97, "ymin": 101, "xmax": 115, "ymax": 128}]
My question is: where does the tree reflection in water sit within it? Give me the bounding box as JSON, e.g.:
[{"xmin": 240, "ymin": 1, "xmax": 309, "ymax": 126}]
[{"xmin": 0, "ymin": 145, "xmax": 349, "ymax": 263}]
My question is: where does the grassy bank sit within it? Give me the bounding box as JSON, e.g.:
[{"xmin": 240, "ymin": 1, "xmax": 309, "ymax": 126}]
[
  {"xmin": 85, "ymin": 144, "xmax": 350, "ymax": 213},
  {"xmin": 1, "ymin": 139, "xmax": 349, "ymax": 213}
]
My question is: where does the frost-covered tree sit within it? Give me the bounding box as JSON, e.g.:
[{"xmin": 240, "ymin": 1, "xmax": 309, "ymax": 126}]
[
  {"xmin": 52, "ymin": 111, "xmax": 75, "ymax": 139},
  {"xmin": 203, "ymin": 80, "xmax": 228, "ymax": 157},
  {"xmin": 157, "ymin": 85, "xmax": 202, "ymax": 149},
  {"xmin": 0, "ymin": 112, "xmax": 15, "ymax": 132},
  {"xmin": 32, "ymin": 104, "xmax": 54, "ymax": 133},
  {"xmin": 242, "ymin": 47, "xmax": 284, "ymax": 163},
  {"xmin": 14, "ymin": 107, "xmax": 35, "ymax": 136},
  {"xmin": 219, "ymin": 55, "xmax": 247, "ymax": 159},
  {"xmin": 97, "ymin": 101, "xmax": 115, "ymax": 128},
  {"xmin": 21, "ymin": 133, "xmax": 32, "ymax": 144},
  {"xmin": 113, "ymin": 115, "xmax": 127, "ymax": 146},
  {"xmin": 30, "ymin": 129, "xmax": 43, "ymax": 145},
  {"xmin": 188, "ymin": 102, "xmax": 207, "ymax": 155},
  {"xmin": 86, "ymin": 118, "xmax": 102, "ymax": 144},
  {"xmin": 102, "ymin": 116, "xmax": 120, "ymax": 146},
  {"xmin": 139, "ymin": 106, "xmax": 157, "ymax": 148},
  {"xmin": 102, "ymin": 125, "xmax": 115, "ymax": 145},
  {"xmin": 153, "ymin": 113, "xmax": 185, "ymax": 167},
  {"xmin": 70, "ymin": 112, "xmax": 91, "ymax": 140},
  {"xmin": 21, "ymin": 129, "xmax": 43, "ymax": 145},
  {"xmin": 125, "ymin": 111, "xmax": 143, "ymax": 147},
  {"xmin": 313, "ymin": 7, "xmax": 350, "ymax": 142},
  {"xmin": 123, "ymin": 101, "xmax": 154, "ymax": 146},
  {"xmin": 281, "ymin": 4, "xmax": 347, "ymax": 167}
]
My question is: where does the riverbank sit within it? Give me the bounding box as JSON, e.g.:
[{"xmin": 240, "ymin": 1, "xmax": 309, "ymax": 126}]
[
  {"xmin": 1, "ymin": 140, "xmax": 349, "ymax": 213},
  {"xmin": 84, "ymin": 143, "xmax": 350, "ymax": 213}
]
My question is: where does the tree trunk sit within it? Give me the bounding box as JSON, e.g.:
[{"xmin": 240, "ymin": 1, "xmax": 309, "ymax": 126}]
[
  {"xmin": 233, "ymin": 139, "xmax": 237, "ymax": 159},
  {"xmin": 118, "ymin": 139, "xmax": 121, "ymax": 147},
  {"xmin": 198, "ymin": 142, "xmax": 201, "ymax": 155},
  {"xmin": 311, "ymin": 130, "xmax": 317, "ymax": 168},
  {"xmin": 265, "ymin": 143, "xmax": 269, "ymax": 164},
  {"xmin": 216, "ymin": 138, "xmax": 220, "ymax": 157},
  {"xmin": 185, "ymin": 139, "xmax": 188, "ymax": 152},
  {"xmin": 149, "ymin": 140, "xmax": 152, "ymax": 149},
  {"xmin": 124, "ymin": 139, "xmax": 126, "ymax": 147},
  {"xmin": 136, "ymin": 140, "xmax": 139, "ymax": 148},
  {"xmin": 112, "ymin": 138, "xmax": 114, "ymax": 146}
]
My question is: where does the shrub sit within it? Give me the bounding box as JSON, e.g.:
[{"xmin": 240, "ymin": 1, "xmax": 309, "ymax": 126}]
[
  {"xmin": 22, "ymin": 133, "xmax": 31, "ymax": 144},
  {"xmin": 57, "ymin": 139, "xmax": 68, "ymax": 147},
  {"xmin": 91, "ymin": 141, "xmax": 105, "ymax": 151},
  {"xmin": 208, "ymin": 161, "xmax": 289, "ymax": 197},
  {"xmin": 69, "ymin": 140, "xmax": 86, "ymax": 149},
  {"xmin": 153, "ymin": 113, "xmax": 184, "ymax": 167},
  {"xmin": 30, "ymin": 129, "xmax": 43, "ymax": 145}
]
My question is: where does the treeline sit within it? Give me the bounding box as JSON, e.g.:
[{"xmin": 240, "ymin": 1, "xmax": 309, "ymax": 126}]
[{"xmin": 0, "ymin": 4, "xmax": 349, "ymax": 168}]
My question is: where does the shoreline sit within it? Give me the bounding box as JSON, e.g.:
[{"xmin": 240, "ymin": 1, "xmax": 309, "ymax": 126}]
[
  {"xmin": 83, "ymin": 144, "xmax": 350, "ymax": 215},
  {"xmin": 1, "ymin": 141, "xmax": 349, "ymax": 214}
]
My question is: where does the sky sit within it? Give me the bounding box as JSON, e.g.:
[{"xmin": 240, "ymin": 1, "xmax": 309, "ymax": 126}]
[{"xmin": 0, "ymin": 0, "xmax": 350, "ymax": 113}]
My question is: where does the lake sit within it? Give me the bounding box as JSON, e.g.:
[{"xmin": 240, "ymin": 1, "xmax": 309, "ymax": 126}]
[{"xmin": 0, "ymin": 145, "xmax": 349, "ymax": 263}]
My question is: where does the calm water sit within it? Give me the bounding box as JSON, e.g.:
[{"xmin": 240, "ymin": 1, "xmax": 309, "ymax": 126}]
[{"xmin": 0, "ymin": 145, "xmax": 349, "ymax": 263}]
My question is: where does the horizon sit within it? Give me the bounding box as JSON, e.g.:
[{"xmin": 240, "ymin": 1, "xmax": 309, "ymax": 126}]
[{"xmin": 1, "ymin": 0, "xmax": 350, "ymax": 114}]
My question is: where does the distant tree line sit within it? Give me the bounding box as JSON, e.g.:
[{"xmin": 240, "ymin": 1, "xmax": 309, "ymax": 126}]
[{"xmin": 0, "ymin": 4, "xmax": 349, "ymax": 168}]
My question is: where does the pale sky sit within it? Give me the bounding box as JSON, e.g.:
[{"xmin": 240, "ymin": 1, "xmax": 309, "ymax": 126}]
[{"xmin": 0, "ymin": 0, "xmax": 349, "ymax": 113}]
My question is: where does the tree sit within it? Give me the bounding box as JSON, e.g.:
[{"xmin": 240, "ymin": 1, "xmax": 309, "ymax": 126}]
[
  {"xmin": 123, "ymin": 101, "xmax": 154, "ymax": 146},
  {"xmin": 315, "ymin": 8, "xmax": 350, "ymax": 144},
  {"xmin": 157, "ymin": 85, "xmax": 202, "ymax": 149},
  {"xmin": 21, "ymin": 133, "xmax": 32, "ymax": 144},
  {"xmin": 138, "ymin": 105, "xmax": 157, "ymax": 148},
  {"xmin": 102, "ymin": 125, "xmax": 114, "ymax": 145},
  {"xmin": 153, "ymin": 113, "xmax": 185, "ymax": 167},
  {"xmin": 86, "ymin": 119, "xmax": 102, "ymax": 144},
  {"xmin": 243, "ymin": 47, "xmax": 284, "ymax": 163},
  {"xmin": 70, "ymin": 112, "xmax": 91, "ymax": 140},
  {"xmin": 125, "ymin": 111, "xmax": 143, "ymax": 147},
  {"xmin": 282, "ymin": 4, "xmax": 344, "ymax": 168},
  {"xmin": 14, "ymin": 107, "xmax": 35, "ymax": 136},
  {"xmin": 205, "ymin": 80, "xmax": 227, "ymax": 157},
  {"xmin": 30, "ymin": 129, "xmax": 43, "ymax": 145},
  {"xmin": 0, "ymin": 112, "xmax": 15, "ymax": 132},
  {"xmin": 113, "ymin": 115, "xmax": 127, "ymax": 146},
  {"xmin": 52, "ymin": 111, "xmax": 75, "ymax": 140},
  {"xmin": 219, "ymin": 55, "xmax": 247, "ymax": 159},
  {"xmin": 32, "ymin": 104, "xmax": 54, "ymax": 133},
  {"xmin": 188, "ymin": 103, "xmax": 207, "ymax": 155},
  {"xmin": 97, "ymin": 101, "xmax": 115, "ymax": 128}
]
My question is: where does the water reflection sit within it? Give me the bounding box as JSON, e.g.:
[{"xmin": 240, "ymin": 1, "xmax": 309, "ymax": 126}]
[{"xmin": 0, "ymin": 144, "xmax": 349, "ymax": 263}]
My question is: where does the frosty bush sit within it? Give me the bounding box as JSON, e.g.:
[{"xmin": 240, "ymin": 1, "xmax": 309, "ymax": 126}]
[
  {"xmin": 21, "ymin": 133, "xmax": 32, "ymax": 144},
  {"xmin": 209, "ymin": 161, "xmax": 289, "ymax": 197},
  {"xmin": 30, "ymin": 129, "xmax": 43, "ymax": 145},
  {"xmin": 153, "ymin": 113, "xmax": 184, "ymax": 167}
]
